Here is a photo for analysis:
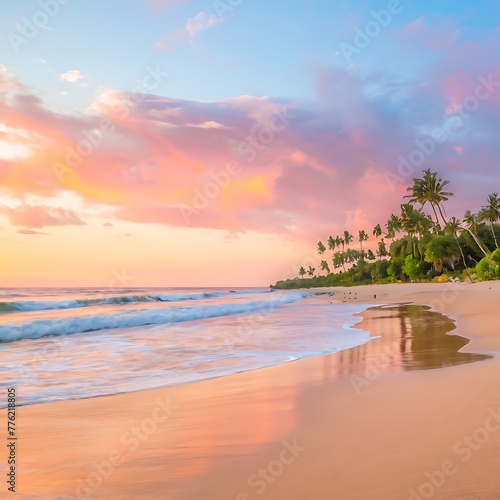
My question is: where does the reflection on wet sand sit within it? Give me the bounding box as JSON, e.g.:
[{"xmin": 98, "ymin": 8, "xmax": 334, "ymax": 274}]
[
  {"xmin": 351, "ymin": 305, "xmax": 489, "ymax": 372},
  {"xmin": 301, "ymin": 304, "xmax": 490, "ymax": 384}
]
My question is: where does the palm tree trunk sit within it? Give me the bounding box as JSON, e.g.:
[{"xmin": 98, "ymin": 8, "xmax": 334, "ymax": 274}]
[
  {"xmin": 453, "ymin": 234, "xmax": 474, "ymax": 283},
  {"xmin": 490, "ymin": 222, "xmax": 499, "ymax": 248},
  {"xmin": 463, "ymin": 227, "xmax": 494, "ymax": 262},
  {"xmin": 430, "ymin": 203, "xmax": 440, "ymax": 226},
  {"xmin": 437, "ymin": 204, "xmax": 448, "ymax": 227}
]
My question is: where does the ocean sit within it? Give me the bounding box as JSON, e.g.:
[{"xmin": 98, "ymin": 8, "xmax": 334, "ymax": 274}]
[{"xmin": 0, "ymin": 287, "xmax": 374, "ymax": 408}]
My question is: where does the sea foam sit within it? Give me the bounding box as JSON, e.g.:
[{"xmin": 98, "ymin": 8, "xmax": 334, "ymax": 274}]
[{"xmin": 0, "ymin": 292, "xmax": 302, "ymax": 343}]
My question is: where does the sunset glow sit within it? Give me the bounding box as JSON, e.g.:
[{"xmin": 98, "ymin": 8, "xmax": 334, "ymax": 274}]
[{"xmin": 1, "ymin": 1, "xmax": 499, "ymax": 286}]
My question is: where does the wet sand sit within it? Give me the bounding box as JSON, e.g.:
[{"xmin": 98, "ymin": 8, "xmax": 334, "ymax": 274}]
[{"xmin": 9, "ymin": 281, "xmax": 500, "ymax": 499}]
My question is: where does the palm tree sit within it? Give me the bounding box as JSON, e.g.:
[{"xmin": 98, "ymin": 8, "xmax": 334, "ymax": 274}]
[
  {"xmin": 345, "ymin": 248, "xmax": 360, "ymax": 264},
  {"xmin": 320, "ymin": 260, "xmax": 330, "ymax": 275},
  {"xmin": 463, "ymin": 211, "xmax": 479, "ymax": 234},
  {"xmin": 307, "ymin": 266, "xmax": 316, "ymax": 278},
  {"xmin": 413, "ymin": 210, "xmax": 433, "ymax": 239},
  {"xmin": 385, "ymin": 214, "xmax": 402, "ymax": 241},
  {"xmin": 327, "ymin": 236, "xmax": 336, "ymax": 252},
  {"xmin": 333, "ymin": 252, "xmax": 346, "ymax": 273},
  {"xmin": 400, "ymin": 204, "xmax": 416, "ymax": 232},
  {"xmin": 317, "ymin": 241, "xmax": 326, "ymax": 255},
  {"xmin": 478, "ymin": 192, "xmax": 500, "ymax": 248},
  {"xmin": 373, "ymin": 224, "xmax": 382, "ymax": 239},
  {"xmin": 444, "ymin": 217, "xmax": 473, "ymax": 282},
  {"xmin": 343, "ymin": 230, "xmax": 353, "ymax": 248},
  {"xmin": 462, "ymin": 211, "xmax": 492, "ymax": 260},
  {"xmin": 366, "ymin": 249, "xmax": 376, "ymax": 261},
  {"xmin": 335, "ymin": 235, "xmax": 343, "ymax": 250},
  {"xmin": 405, "ymin": 168, "xmax": 453, "ymax": 226},
  {"xmin": 431, "ymin": 223, "xmax": 443, "ymax": 235},
  {"xmin": 358, "ymin": 229, "xmax": 368, "ymax": 257},
  {"xmin": 377, "ymin": 239, "xmax": 388, "ymax": 259},
  {"xmin": 298, "ymin": 266, "xmax": 306, "ymax": 280},
  {"xmin": 400, "ymin": 203, "xmax": 432, "ymax": 259}
]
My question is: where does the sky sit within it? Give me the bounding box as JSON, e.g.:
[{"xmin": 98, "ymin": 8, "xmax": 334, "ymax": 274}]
[{"xmin": 0, "ymin": 0, "xmax": 499, "ymax": 287}]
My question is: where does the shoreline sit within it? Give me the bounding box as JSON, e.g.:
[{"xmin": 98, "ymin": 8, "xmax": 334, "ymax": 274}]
[
  {"xmin": 9, "ymin": 281, "xmax": 500, "ymax": 499},
  {"xmin": 0, "ymin": 295, "xmax": 375, "ymax": 411},
  {"xmin": 2, "ymin": 299, "xmax": 467, "ymax": 411}
]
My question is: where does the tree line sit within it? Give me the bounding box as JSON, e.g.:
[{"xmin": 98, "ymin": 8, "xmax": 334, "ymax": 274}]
[{"xmin": 274, "ymin": 169, "xmax": 500, "ymax": 289}]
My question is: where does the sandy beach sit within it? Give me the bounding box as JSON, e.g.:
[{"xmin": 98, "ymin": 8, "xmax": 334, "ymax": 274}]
[
  {"xmin": 4, "ymin": 2, "xmax": 499, "ymax": 499},
  {"xmin": 11, "ymin": 281, "xmax": 500, "ymax": 499}
]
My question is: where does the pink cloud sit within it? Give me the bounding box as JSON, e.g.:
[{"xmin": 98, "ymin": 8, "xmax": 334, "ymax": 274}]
[
  {"xmin": 2, "ymin": 205, "xmax": 86, "ymax": 229},
  {"xmin": 17, "ymin": 229, "xmax": 48, "ymax": 235},
  {"xmin": 1, "ymin": 45, "xmax": 500, "ymax": 243}
]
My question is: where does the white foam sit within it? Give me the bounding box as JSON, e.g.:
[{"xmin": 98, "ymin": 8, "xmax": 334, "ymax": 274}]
[
  {"xmin": 1, "ymin": 289, "xmax": 274, "ymax": 312},
  {"xmin": 0, "ymin": 293, "xmax": 303, "ymax": 343}
]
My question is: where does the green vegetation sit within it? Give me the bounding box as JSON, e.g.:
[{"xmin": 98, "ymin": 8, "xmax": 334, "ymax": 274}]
[{"xmin": 272, "ymin": 170, "xmax": 500, "ymax": 289}]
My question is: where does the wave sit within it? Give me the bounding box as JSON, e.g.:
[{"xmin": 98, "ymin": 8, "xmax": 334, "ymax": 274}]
[
  {"xmin": 0, "ymin": 289, "xmax": 274, "ymax": 313},
  {"xmin": 0, "ymin": 295, "xmax": 156, "ymax": 312},
  {"xmin": 152, "ymin": 291, "xmax": 225, "ymax": 301},
  {"xmin": 0, "ymin": 292, "xmax": 302, "ymax": 343},
  {"xmin": 152, "ymin": 289, "xmax": 274, "ymax": 301}
]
